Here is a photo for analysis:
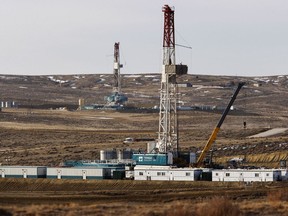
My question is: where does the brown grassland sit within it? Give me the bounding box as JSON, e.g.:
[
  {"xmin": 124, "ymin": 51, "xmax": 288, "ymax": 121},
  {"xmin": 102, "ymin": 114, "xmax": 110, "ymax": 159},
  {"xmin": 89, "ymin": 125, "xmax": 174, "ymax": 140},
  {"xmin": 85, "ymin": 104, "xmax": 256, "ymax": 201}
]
[{"xmin": 0, "ymin": 74, "xmax": 288, "ymax": 215}]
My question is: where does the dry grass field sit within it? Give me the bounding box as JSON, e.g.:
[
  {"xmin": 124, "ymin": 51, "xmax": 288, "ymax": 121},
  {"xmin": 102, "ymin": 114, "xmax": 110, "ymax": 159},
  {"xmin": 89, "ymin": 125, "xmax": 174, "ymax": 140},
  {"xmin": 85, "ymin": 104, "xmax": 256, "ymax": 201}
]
[
  {"xmin": 0, "ymin": 73, "xmax": 288, "ymax": 215},
  {"xmin": 0, "ymin": 179, "xmax": 288, "ymax": 215}
]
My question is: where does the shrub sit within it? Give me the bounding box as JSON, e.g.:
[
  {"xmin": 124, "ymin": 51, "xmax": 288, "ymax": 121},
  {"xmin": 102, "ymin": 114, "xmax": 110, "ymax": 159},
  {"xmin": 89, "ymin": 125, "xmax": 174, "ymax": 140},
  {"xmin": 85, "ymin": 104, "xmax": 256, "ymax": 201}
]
[
  {"xmin": 0, "ymin": 209, "xmax": 12, "ymax": 216},
  {"xmin": 197, "ymin": 196, "xmax": 241, "ymax": 216},
  {"xmin": 164, "ymin": 204, "xmax": 195, "ymax": 216},
  {"xmin": 267, "ymin": 189, "xmax": 288, "ymax": 202}
]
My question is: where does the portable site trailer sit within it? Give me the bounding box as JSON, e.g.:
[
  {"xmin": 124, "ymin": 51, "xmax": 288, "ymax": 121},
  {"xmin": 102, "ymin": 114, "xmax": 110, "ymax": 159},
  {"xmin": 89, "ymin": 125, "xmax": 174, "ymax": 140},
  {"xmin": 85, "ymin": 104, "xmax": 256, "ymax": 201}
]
[
  {"xmin": 132, "ymin": 153, "xmax": 173, "ymax": 166},
  {"xmin": 212, "ymin": 169, "xmax": 281, "ymax": 182},
  {"xmin": 0, "ymin": 166, "xmax": 47, "ymax": 179},
  {"xmin": 46, "ymin": 167, "xmax": 111, "ymax": 180},
  {"xmin": 134, "ymin": 165, "xmax": 202, "ymax": 181}
]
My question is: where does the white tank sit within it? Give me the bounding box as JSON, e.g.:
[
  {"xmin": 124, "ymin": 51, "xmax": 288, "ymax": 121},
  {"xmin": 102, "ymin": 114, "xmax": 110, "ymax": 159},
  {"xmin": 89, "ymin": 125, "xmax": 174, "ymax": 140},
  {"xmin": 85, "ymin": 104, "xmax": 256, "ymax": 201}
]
[
  {"xmin": 100, "ymin": 149, "xmax": 117, "ymax": 160},
  {"xmin": 147, "ymin": 142, "xmax": 156, "ymax": 153},
  {"xmin": 117, "ymin": 149, "xmax": 123, "ymax": 160},
  {"xmin": 100, "ymin": 150, "xmax": 106, "ymax": 160},
  {"xmin": 117, "ymin": 149, "xmax": 132, "ymax": 160}
]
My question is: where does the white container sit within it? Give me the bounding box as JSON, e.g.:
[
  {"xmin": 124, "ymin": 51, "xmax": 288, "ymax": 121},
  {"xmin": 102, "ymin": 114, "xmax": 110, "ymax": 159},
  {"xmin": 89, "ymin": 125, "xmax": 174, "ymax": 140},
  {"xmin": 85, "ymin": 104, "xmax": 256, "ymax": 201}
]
[
  {"xmin": 0, "ymin": 166, "xmax": 47, "ymax": 178},
  {"xmin": 46, "ymin": 167, "xmax": 110, "ymax": 180},
  {"xmin": 212, "ymin": 169, "xmax": 281, "ymax": 182},
  {"xmin": 134, "ymin": 165, "xmax": 202, "ymax": 181}
]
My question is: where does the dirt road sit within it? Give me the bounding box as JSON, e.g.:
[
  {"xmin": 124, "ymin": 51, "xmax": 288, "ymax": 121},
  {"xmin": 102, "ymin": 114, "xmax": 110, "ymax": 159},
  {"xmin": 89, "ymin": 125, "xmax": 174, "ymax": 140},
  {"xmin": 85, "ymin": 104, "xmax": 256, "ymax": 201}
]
[{"xmin": 249, "ymin": 128, "xmax": 288, "ymax": 138}]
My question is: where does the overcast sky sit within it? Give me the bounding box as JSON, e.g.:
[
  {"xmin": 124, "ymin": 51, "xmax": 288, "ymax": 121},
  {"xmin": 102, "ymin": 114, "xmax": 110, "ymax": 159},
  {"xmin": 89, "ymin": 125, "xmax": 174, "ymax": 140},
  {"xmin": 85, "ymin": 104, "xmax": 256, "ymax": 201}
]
[{"xmin": 0, "ymin": 0, "xmax": 287, "ymax": 76}]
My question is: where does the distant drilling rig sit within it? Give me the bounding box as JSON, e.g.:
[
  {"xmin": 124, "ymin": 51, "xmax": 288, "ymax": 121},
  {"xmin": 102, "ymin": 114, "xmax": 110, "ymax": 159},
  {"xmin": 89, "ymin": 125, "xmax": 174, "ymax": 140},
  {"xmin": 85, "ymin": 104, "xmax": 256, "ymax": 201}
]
[
  {"xmin": 155, "ymin": 5, "xmax": 188, "ymax": 155},
  {"xmin": 105, "ymin": 42, "xmax": 128, "ymax": 107}
]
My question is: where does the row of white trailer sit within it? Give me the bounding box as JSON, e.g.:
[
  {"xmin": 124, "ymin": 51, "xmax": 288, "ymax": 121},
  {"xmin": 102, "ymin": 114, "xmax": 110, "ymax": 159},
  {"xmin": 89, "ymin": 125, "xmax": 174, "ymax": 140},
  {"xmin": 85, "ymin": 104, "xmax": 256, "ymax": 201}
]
[
  {"xmin": 133, "ymin": 166, "xmax": 288, "ymax": 182},
  {"xmin": 212, "ymin": 169, "xmax": 282, "ymax": 182},
  {"xmin": 0, "ymin": 166, "xmax": 113, "ymax": 180},
  {"xmin": 0, "ymin": 165, "xmax": 288, "ymax": 182}
]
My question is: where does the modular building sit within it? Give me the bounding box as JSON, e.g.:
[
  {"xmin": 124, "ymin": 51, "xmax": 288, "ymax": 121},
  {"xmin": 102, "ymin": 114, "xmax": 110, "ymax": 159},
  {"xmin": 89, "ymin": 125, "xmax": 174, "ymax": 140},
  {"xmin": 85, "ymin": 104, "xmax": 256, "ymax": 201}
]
[
  {"xmin": 134, "ymin": 165, "xmax": 202, "ymax": 181},
  {"xmin": 46, "ymin": 167, "xmax": 111, "ymax": 180},
  {"xmin": 212, "ymin": 169, "xmax": 281, "ymax": 182},
  {"xmin": 0, "ymin": 166, "xmax": 47, "ymax": 179},
  {"xmin": 62, "ymin": 160, "xmax": 126, "ymax": 178}
]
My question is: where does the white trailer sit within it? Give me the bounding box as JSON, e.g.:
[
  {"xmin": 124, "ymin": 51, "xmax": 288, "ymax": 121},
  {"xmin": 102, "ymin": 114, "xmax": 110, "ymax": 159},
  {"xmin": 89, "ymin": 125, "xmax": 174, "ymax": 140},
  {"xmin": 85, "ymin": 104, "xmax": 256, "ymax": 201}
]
[
  {"xmin": 134, "ymin": 165, "xmax": 202, "ymax": 181},
  {"xmin": 46, "ymin": 167, "xmax": 110, "ymax": 180},
  {"xmin": 212, "ymin": 169, "xmax": 281, "ymax": 182},
  {"xmin": 0, "ymin": 166, "xmax": 47, "ymax": 179}
]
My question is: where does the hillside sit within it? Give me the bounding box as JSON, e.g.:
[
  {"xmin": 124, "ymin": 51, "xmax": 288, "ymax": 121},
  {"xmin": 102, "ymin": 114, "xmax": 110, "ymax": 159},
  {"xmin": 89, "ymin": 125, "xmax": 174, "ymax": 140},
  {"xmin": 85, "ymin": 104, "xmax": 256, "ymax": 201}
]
[
  {"xmin": 0, "ymin": 73, "xmax": 287, "ymax": 167},
  {"xmin": 1, "ymin": 73, "xmax": 288, "ymax": 110}
]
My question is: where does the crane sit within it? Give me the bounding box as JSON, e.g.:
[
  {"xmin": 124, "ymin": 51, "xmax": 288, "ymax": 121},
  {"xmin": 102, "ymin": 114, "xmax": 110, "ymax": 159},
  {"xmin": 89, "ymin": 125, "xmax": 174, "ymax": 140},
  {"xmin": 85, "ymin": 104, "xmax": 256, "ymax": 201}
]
[{"xmin": 196, "ymin": 82, "xmax": 245, "ymax": 167}]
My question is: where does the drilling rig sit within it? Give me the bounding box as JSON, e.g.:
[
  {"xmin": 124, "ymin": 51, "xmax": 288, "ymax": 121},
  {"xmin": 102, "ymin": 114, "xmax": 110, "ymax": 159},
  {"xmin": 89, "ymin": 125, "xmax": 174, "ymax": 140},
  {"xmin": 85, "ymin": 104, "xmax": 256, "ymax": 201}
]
[
  {"xmin": 133, "ymin": 5, "xmax": 188, "ymax": 166},
  {"xmin": 105, "ymin": 42, "xmax": 128, "ymax": 107},
  {"xmin": 155, "ymin": 5, "xmax": 188, "ymax": 155}
]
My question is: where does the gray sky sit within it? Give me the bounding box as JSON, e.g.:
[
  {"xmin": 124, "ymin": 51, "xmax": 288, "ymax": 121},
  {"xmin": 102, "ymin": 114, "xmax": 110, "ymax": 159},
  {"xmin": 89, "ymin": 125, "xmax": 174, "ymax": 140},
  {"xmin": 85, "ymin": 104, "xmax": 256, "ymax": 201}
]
[{"xmin": 0, "ymin": 0, "xmax": 287, "ymax": 76}]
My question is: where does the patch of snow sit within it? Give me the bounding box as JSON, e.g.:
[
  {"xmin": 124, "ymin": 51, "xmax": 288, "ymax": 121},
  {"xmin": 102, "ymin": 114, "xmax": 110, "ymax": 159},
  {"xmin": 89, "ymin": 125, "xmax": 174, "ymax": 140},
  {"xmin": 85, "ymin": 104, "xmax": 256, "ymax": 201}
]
[
  {"xmin": 100, "ymin": 75, "xmax": 109, "ymax": 78},
  {"xmin": 193, "ymin": 85, "xmax": 223, "ymax": 89},
  {"xmin": 136, "ymin": 94, "xmax": 151, "ymax": 98},
  {"xmin": 123, "ymin": 75, "xmax": 142, "ymax": 78},
  {"xmin": 144, "ymin": 75, "xmax": 157, "ymax": 78},
  {"xmin": 0, "ymin": 76, "xmax": 19, "ymax": 80},
  {"xmin": 48, "ymin": 76, "xmax": 69, "ymax": 84},
  {"xmin": 98, "ymin": 117, "xmax": 114, "ymax": 120}
]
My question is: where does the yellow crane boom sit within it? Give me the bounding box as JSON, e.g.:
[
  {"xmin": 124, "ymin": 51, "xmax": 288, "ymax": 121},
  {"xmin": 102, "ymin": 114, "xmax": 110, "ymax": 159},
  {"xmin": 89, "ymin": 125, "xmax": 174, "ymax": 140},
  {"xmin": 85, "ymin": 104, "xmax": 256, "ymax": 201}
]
[{"xmin": 196, "ymin": 82, "xmax": 245, "ymax": 167}]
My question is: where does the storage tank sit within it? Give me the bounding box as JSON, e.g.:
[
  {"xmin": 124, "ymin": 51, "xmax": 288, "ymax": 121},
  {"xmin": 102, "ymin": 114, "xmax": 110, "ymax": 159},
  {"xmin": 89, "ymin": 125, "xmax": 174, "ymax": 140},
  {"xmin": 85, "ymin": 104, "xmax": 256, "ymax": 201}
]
[
  {"xmin": 117, "ymin": 149, "xmax": 133, "ymax": 160},
  {"xmin": 147, "ymin": 142, "xmax": 156, "ymax": 153},
  {"xmin": 5, "ymin": 101, "xmax": 10, "ymax": 108},
  {"xmin": 78, "ymin": 98, "xmax": 84, "ymax": 109},
  {"xmin": 100, "ymin": 149, "xmax": 117, "ymax": 160},
  {"xmin": 122, "ymin": 149, "xmax": 133, "ymax": 159},
  {"xmin": 100, "ymin": 150, "xmax": 106, "ymax": 160},
  {"xmin": 117, "ymin": 149, "xmax": 123, "ymax": 160},
  {"xmin": 280, "ymin": 160, "xmax": 287, "ymax": 168}
]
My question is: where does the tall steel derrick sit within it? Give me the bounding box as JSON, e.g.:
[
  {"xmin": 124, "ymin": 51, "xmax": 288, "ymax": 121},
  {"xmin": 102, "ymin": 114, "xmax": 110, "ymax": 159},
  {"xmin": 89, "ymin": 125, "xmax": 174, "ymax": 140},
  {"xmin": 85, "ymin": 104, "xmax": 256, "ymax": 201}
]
[
  {"xmin": 156, "ymin": 5, "xmax": 188, "ymax": 154},
  {"xmin": 105, "ymin": 42, "xmax": 128, "ymax": 106},
  {"xmin": 113, "ymin": 42, "xmax": 121, "ymax": 93}
]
